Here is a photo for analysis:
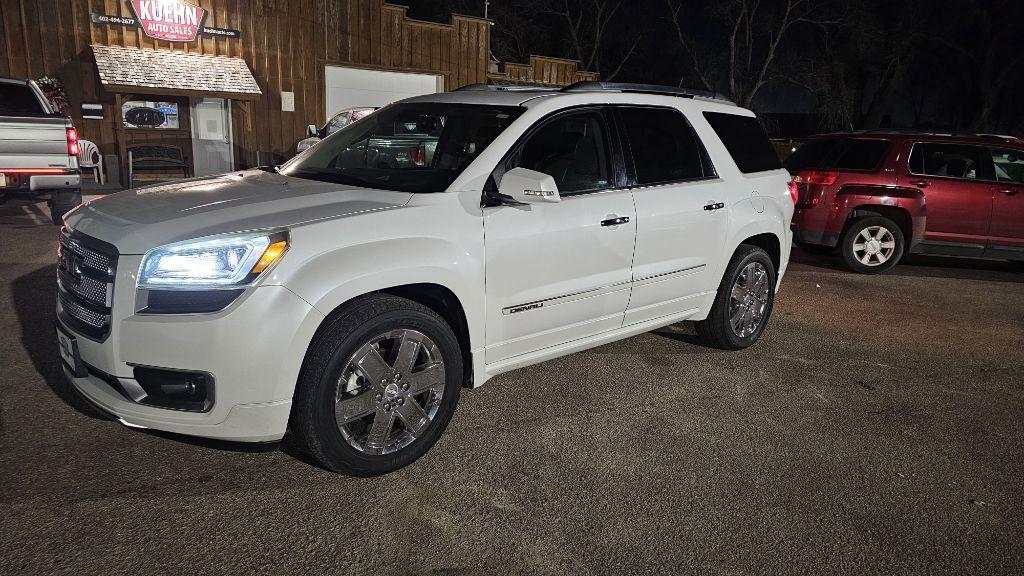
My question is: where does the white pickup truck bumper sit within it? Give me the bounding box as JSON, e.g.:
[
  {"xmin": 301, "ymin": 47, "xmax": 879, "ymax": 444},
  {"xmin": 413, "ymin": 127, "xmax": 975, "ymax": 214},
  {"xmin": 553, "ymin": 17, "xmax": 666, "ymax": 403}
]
[{"xmin": 29, "ymin": 172, "xmax": 80, "ymax": 191}]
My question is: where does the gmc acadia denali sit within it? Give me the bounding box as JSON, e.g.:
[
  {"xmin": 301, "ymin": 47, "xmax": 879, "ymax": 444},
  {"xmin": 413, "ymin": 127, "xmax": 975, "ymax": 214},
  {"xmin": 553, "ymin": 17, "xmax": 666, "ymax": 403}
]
[{"xmin": 57, "ymin": 83, "xmax": 794, "ymax": 475}]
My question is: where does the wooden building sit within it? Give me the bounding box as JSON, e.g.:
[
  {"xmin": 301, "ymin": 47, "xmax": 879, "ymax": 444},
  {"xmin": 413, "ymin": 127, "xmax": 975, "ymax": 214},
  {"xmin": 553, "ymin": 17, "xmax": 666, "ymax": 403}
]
[{"xmin": 0, "ymin": 0, "xmax": 597, "ymax": 185}]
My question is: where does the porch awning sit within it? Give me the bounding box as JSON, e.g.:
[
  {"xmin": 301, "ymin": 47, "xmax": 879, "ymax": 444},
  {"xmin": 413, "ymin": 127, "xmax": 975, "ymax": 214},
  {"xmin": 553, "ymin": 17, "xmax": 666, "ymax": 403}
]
[{"xmin": 91, "ymin": 44, "xmax": 262, "ymax": 100}]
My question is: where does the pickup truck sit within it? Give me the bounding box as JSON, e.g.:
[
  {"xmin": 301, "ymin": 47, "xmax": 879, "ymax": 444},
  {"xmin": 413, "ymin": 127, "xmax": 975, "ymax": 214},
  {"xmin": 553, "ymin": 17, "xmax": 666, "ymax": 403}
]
[{"xmin": 0, "ymin": 76, "xmax": 82, "ymax": 224}]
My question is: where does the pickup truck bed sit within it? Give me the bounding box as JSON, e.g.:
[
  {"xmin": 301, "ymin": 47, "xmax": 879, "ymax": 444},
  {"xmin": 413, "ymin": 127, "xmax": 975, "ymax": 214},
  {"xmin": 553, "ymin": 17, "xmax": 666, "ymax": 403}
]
[{"xmin": 0, "ymin": 77, "xmax": 82, "ymax": 224}]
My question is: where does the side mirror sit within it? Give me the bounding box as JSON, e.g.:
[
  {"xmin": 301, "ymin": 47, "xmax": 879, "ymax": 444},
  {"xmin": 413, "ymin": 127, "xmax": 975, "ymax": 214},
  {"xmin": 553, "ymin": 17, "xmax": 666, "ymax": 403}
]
[
  {"xmin": 306, "ymin": 124, "xmax": 318, "ymax": 138},
  {"xmin": 498, "ymin": 167, "xmax": 561, "ymax": 204}
]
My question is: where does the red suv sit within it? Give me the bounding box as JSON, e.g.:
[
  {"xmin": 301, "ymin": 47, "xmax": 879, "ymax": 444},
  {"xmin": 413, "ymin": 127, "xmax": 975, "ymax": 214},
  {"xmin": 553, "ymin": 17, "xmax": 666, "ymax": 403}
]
[{"xmin": 787, "ymin": 132, "xmax": 1024, "ymax": 273}]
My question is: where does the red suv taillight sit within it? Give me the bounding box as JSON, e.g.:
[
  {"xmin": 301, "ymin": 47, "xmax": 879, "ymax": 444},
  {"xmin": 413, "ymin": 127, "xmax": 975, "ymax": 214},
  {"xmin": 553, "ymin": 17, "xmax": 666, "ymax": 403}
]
[
  {"xmin": 794, "ymin": 170, "xmax": 838, "ymax": 186},
  {"xmin": 66, "ymin": 128, "xmax": 79, "ymax": 157},
  {"xmin": 788, "ymin": 180, "xmax": 799, "ymax": 204}
]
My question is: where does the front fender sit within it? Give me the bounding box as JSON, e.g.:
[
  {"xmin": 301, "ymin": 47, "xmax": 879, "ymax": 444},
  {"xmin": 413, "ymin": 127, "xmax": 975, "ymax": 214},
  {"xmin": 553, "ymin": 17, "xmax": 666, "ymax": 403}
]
[{"xmin": 281, "ymin": 235, "xmax": 484, "ymax": 353}]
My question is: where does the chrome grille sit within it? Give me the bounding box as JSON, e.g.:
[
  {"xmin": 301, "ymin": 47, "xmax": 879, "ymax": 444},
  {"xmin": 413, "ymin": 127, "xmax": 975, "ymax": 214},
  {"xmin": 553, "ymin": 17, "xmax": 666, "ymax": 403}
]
[
  {"xmin": 58, "ymin": 290, "xmax": 108, "ymax": 329},
  {"xmin": 57, "ymin": 229, "xmax": 118, "ymax": 339}
]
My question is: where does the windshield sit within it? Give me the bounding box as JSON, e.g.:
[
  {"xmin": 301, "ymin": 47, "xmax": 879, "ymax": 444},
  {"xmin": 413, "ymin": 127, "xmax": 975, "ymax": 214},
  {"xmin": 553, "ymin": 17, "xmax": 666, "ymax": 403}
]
[{"xmin": 281, "ymin": 103, "xmax": 524, "ymax": 193}]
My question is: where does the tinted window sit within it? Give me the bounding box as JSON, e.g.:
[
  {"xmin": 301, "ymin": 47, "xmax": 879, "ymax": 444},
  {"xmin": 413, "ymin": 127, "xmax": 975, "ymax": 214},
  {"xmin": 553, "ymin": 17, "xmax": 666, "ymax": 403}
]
[
  {"xmin": 834, "ymin": 140, "xmax": 890, "ymax": 171},
  {"xmin": 282, "ymin": 103, "xmax": 523, "ymax": 193},
  {"xmin": 991, "ymin": 147, "xmax": 1024, "ymax": 184},
  {"xmin": 0, "ymin": 83, "xmax": 45, "ymax": 115},
  {"xmin": 703, "ymin": 112, "xmax": 782, "ymax": 173},
  {"xmin": 909, "ymin": 143, "xmax": 992, "ymax": 181},
  {"xmin": 513, "ymin": 110, "xmax": 612, "ymax": 193},
  {"xmin": 618, "ymin": 107, "xmax": 714, "ymax": 184},
  {"xmin": 785, "ymin": 138, "xmax": 843, "ymax": 171}
]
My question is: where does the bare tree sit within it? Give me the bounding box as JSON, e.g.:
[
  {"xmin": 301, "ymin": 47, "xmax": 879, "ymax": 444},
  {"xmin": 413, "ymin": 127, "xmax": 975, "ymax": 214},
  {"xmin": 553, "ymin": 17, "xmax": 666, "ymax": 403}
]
[
  {"xmin": 665, "ymin": 0, "xmax": 842, "ymax": 107},
  {"xmin": 546, "ymin": 0, "xmax": 642, "ymax": 80}
]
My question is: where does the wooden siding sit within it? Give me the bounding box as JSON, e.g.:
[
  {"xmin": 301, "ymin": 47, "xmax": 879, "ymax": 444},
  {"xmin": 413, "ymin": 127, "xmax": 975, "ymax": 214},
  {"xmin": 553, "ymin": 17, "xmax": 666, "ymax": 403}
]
[
  {"xmin": 0, "ymin": 0, "xmax": 595, "ymax": 176},
  {"xmin": 491, "ymin": 55, "xmax": 600, "ymax": 87}
]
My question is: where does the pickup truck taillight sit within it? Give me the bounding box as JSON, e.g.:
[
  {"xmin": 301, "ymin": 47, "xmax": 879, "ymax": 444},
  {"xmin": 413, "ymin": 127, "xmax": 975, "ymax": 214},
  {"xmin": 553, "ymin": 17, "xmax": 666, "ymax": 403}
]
[{"xmin": 66, "ymin": 128, "xmax": 79, "ymax": 157}]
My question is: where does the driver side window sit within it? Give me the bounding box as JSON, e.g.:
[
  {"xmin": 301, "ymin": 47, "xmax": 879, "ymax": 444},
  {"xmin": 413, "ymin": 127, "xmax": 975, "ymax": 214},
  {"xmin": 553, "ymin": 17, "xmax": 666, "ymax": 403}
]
[{"xmin": 509, "ymin": 110, "xmax": 612, "ymax": 194}]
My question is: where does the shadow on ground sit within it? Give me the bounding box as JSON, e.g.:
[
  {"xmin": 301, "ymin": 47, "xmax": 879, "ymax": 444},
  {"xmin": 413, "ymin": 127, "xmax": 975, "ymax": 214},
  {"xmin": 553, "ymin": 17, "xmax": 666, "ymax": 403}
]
[
  {"xmin": 11, "ymin": 265, "xmax": 108, "ymax": 420},
  {"xmin": 791, "ymin": 246, "xmax": 1024, "ymax": 284}
]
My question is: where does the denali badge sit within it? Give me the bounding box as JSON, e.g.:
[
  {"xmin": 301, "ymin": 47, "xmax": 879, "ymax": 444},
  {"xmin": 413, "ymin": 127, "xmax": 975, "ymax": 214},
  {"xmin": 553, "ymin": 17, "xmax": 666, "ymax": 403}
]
[{"xmin": 506, "ymin": 302, "xmax": 544, "ymax": 315}]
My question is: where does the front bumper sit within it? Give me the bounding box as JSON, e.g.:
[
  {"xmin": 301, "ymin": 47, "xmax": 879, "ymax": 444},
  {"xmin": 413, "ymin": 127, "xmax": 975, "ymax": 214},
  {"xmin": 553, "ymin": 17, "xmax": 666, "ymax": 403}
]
[{"xmin": 61, "ymin": 275, "xmax": 324, "ymax": 442}]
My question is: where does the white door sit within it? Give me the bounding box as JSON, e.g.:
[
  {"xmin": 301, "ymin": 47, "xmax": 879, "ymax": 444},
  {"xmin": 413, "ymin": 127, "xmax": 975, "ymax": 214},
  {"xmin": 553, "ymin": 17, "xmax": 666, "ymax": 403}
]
[
  {"xmin": 324, "ymin": 65, "xmax": 442, "ymax": 118},
  {"xmin": 484, "ymin": 108, "xmax": 636, "ymax": 363},
  {"xmin": 614, "ymin": 106, "xmax": 728, "ymax": 325},
  {"xmin": 191, "ymin": 98, "xmax": 232, "ymax": 176}
]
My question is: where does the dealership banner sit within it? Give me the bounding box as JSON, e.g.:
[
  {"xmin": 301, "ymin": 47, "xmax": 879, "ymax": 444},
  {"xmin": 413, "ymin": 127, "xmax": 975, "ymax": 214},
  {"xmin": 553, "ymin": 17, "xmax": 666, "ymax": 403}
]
[{"xmin": 91, "ymin": 0, "xmax": 240, "ymax": 42}]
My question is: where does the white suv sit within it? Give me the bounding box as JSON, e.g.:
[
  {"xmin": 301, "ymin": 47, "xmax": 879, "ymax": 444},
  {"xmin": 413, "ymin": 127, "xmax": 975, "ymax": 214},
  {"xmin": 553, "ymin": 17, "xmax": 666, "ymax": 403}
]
[{"xmin": 57, "ymin": 83, "xmax": 794, "ymax": 475}]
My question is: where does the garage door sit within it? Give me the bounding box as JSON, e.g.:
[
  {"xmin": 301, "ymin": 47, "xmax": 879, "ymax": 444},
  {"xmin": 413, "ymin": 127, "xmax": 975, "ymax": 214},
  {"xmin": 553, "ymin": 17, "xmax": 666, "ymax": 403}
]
[{"xmin": 324, "ymin": 65, "xmax": 443, "ymax": 118}]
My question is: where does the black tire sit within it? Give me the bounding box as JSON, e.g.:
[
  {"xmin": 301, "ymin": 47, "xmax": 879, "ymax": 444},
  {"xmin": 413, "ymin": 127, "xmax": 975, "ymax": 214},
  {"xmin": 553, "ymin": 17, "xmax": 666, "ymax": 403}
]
[
  {"xmin": 48, "ymin": 189, "xmax": 82, "ymax": 225},
  {"xmin": 796, "ymin": 241, "xmax": 834, "ymax": 256},
  {"xmin": 839, "ymin": 215, "xmax": 904, "ymax": 274},
  {"xmin": 291, "ymin": 294, "xmax": 463, "ymax": 476},
  {"xmin": 695, "ymin": 244, "xmax": 777, "ymax": 350}
]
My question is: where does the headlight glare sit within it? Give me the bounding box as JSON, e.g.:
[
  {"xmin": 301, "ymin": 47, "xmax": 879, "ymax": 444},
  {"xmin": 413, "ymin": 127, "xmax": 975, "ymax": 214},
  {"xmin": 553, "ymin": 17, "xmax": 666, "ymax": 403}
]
[{"xmin": 139, "ymin": 232, "xmax": 287, "ymax": 289}]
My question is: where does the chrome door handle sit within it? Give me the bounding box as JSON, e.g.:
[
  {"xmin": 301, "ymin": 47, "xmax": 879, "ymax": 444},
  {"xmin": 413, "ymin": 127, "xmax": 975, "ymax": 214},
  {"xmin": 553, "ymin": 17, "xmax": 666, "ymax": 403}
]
[
  {"xmin": 909, "ymin": 179, "xmax": 930, "ymax": 188},
  {"xmin": 998, "ymin": 188, "xmax": 1019, "ymax": 196},
  {"xmin": 704, "ymin": 202, "xmax": 725, "ymax": 211},
  {"xmin": 601, "ymin": 216, "xmax": 630, "ymax": 226}
]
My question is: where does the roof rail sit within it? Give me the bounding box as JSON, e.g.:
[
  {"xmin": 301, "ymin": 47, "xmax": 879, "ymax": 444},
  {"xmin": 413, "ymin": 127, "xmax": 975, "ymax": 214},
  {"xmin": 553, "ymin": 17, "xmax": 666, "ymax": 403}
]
[
  {"xmin": 859, "ymin": 129, "xmax": 1024, "ymax": 143},
  {"xmin": 560, "ymin": 81, "xmax": 735, "ymax": 104},
  {"xmin": 454, "ymin": 83, "xmax": 556, "ymax": 92}
]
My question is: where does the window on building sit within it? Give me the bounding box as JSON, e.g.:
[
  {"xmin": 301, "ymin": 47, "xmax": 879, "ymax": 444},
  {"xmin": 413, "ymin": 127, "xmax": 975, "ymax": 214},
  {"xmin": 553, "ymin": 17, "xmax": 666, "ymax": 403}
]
[{"xmin": 122, "ymin": 101, "xmax": 180, "ymax": 129}]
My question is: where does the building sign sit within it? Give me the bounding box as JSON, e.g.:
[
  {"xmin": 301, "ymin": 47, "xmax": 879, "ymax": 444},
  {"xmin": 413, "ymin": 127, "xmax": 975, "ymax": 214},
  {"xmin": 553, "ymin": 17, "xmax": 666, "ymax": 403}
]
[
  {"xmin": 130, "ymin": 0, "xmax": 204, "ymax": 42},
  {"xmin": 122, "ymin": 101, "xmax": 180, "ymax": 129},
  {"xmin": 91, "ymin": 1, "xmax": 241, "ymax": 41}
]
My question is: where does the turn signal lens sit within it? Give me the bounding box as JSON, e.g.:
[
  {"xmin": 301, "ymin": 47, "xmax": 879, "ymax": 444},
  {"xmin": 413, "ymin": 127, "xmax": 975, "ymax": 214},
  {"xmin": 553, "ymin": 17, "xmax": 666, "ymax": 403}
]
[{"xmin": 251, "ymin": 240, "xmax": 288, "ymax": 274}]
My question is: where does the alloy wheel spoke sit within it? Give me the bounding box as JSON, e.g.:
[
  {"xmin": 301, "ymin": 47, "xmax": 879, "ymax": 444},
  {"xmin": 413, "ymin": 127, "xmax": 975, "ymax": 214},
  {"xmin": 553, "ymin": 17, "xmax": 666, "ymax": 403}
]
[
  {"xmin": 860, "ymin": 252, "xmax": 872, "ymax": 265},
  {"xmin": 394, "ymin": 398, "xmax": 431, "ymax": 437},
  {"xmin": 335, "ymin": 389, "xmax": 378, "ymax": 423},
  {"xmin": 406, "ymin": 361, "xmax": 444, "ymax": 394},
  {"xmin": 356, "ymin": 346, "xmax": 391, "ymax": 388},
  {"xmin": 364, "ymin": 409, "xmax": 396, "ymax": 455},
  {"xmin": 880, "ymin": 241, "xmax": 895, "ymax": 249},
  {"xmin": 392, "ymin": 330, "xmax": 420, "ymax": 376},
  {"xmin": 731, "ymin": 283, "xmax": 748, "ymax": 302},
  {"xmin": 860, "ymin": 229, "xmax": 873, "ymax": 242}
]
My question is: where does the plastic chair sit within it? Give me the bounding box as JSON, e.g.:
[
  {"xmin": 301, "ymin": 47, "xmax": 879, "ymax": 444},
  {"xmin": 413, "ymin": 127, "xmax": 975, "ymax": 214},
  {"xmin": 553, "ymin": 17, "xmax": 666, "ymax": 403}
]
[{"xmin": 77, "ymin": 139, "xmax": 104, "ymax": 185}]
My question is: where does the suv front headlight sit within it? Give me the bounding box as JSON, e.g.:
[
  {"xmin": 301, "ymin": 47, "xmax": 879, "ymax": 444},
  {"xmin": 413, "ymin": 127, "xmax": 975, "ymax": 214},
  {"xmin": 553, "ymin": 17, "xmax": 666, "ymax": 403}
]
[{"xmin": 138, "ymin": 231, "xmax": 288, "ymax": 289}]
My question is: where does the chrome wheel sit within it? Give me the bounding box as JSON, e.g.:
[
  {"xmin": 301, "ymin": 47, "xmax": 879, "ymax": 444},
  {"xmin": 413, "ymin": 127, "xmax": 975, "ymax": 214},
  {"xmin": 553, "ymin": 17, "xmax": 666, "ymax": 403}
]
[
  {"xmin": 729, "ymin": 262, "xmax": 770, "ymax": 338},
  {"xmin": 334, "ymin": 329, "xmax": 446, "ymax": 455},
  {"xmin": 852, "ymin": 226, "xmax": 896, "ymax": 267}
]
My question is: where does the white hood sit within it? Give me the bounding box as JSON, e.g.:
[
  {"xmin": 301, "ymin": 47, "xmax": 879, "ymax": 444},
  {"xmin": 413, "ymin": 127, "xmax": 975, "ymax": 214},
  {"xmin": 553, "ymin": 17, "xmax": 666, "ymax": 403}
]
[{"xmin": 66, "ymin": 170, "xmax": 414, "ymax": 254}]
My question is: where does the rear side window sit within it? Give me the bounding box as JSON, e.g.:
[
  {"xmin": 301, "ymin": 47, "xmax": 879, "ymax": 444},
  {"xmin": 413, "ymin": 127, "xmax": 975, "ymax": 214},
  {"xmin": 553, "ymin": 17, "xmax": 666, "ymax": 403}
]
[
  {"xmin": 703, "ymin": 112, "xmax": 782, "ymax": 173},
  {"xmin": 909, "ymin": 143, "xmax": 993, "ymax": 181},
  {"xmin": 785, "ymin": 138, "xmax": 890, "ymax": 172},
  {"xmin": 0, "ymin": 83, "xmax": 45, "ymax": 116},
  {"xmin": 834, "ymin": 140, "xmax": 890, "ymax": 171},
  {"xmin": 990, "ymin": 147, "xmax": 1024, "ymax": 184},
  {"xmin": 785, "ymin": 138, "xmax": 843, "ymax": 171},
  {"xmin": 618, "ymin": 107, "xmax": 715, "ymax": 185}
]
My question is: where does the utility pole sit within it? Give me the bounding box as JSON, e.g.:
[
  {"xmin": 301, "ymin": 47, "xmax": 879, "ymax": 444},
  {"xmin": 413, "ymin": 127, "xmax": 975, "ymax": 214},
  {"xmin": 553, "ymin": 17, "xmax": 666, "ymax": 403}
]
[{"xmin": 484, "ymin": 0, "xmax": 490, "ymax": 20}]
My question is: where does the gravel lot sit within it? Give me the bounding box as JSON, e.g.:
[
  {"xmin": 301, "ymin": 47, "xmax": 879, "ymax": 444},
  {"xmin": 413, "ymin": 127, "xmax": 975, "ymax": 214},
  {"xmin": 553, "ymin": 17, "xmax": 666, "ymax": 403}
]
[{"xmin": 2, "ymin": 200, "xmax": 1022, "ymax": 575}]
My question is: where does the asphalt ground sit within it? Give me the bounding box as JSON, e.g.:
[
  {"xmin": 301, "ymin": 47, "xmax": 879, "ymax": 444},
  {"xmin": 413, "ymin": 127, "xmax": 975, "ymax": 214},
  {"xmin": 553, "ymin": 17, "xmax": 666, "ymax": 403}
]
[{"xmin": 1, "ymin": 200, "xmax": 1022, "ymax": 575}]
